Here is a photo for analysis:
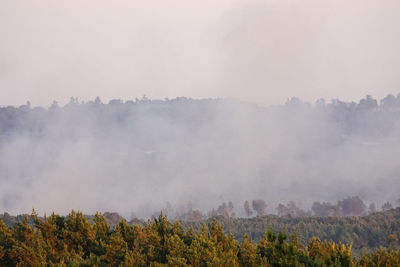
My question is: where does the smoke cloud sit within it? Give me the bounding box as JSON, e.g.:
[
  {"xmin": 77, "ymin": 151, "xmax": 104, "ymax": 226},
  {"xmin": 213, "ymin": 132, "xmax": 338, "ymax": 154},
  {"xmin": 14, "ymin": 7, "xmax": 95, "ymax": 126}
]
[
  {"xmin": 0, "ymin": 96, "xmax": 399, "ymax": 218},
  {"xmin": 1, "ymin": 1, "xmax": 400, "ymax": 218}
]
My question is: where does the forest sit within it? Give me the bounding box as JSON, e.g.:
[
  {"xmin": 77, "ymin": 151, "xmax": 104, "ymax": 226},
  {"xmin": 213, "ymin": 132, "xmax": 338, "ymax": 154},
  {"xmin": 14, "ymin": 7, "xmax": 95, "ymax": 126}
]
[
  {"xmin": 2, "ymin": 206, "xmax": 400, "ymax": 251},
  {"xmin": 1, "ymin": 94, "xmax": 400, "ymax": 217},
  {"xmin": 1, "ymin": 210, "xmax": 400, "ymax": 266},
  {"xmin": 1, "ymin": 95, "xmax": 400, "ymax": 265},
  {"xmin": 2, "ymin": 0, "xmax": 400, "ymax": 265},
  {"xmin": 184, "ymin": 207, "xmax": 400, "ymax": 252}
]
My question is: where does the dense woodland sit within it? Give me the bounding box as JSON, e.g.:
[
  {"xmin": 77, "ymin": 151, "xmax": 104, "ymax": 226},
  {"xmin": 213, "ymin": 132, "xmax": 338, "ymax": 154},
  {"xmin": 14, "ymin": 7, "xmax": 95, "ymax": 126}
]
[
  {"xmin": 1, "ymin": 210, "xmax": 400, "ymax": 266},
  {"xmin": 2, "ymin": 207, "xmax": 400, "ymax": 253},
  {"xmin": 1, "ymin": 95, "xmax": 400, "ymax": 265},
  {"xmin": 184, "ymin": 208, "xmax": 400, "ymax": 252}
]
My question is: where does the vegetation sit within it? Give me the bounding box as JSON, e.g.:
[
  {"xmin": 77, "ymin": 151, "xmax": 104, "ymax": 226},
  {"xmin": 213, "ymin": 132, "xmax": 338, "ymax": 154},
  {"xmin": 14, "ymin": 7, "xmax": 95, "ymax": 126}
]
[
  {"xmin": 184, "ymin": 208, "xmax": 400, "ymax": 252},
  {"xmin": 1, "ymin": 95, "xmax": 400, "ymax": 220},
  {"xmin": 2, "ymin": 207, "xmax": 400, "ymax": 252},
  {"xmin": 1, "ymin": 95, "xmax": 400, "ymax": 265},
  {"xmin": 0, "ymin": 210, "xmax": 399, "ymax": 266}
]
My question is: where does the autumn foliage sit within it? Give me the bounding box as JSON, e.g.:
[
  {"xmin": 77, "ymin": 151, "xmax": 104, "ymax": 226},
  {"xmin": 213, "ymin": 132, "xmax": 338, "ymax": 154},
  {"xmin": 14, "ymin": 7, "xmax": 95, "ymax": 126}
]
[{"xmin": 0, "ymin": 211, "xmax": 399, "ymax": 266}]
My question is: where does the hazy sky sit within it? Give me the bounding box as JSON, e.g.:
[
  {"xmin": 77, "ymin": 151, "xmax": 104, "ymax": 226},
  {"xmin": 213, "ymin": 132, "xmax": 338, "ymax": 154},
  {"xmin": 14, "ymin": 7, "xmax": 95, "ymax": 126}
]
[{"xmin": 1, "ymin": 0, "xmax": 400, "ymax": 107}]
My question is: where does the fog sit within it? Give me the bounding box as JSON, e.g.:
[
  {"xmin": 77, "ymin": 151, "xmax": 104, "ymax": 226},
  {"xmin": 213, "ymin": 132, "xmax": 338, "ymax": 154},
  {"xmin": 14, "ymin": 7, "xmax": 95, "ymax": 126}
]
[
  {"xmin": 1, "ymin": 0, "xmax": 400, "ymax": 106},
  {"xmin": 0, "ymin": 95, "xmax": 399, "ymax": 218}
]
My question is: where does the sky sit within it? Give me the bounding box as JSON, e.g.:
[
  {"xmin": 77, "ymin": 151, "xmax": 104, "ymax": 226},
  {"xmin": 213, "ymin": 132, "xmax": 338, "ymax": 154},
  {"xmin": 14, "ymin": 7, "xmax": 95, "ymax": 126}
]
[{"xmin": 1, "ymin": 0, "xmax": 400, "ymax": 107}]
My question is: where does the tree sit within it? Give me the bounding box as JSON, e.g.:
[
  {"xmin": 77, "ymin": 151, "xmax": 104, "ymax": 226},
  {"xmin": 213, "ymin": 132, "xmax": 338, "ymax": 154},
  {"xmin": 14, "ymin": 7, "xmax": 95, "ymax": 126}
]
[
  {"xmin": 238, "ymin": 234, "xmax": 260, "ymax": 266},
  {"xmin": 216, "ymin": 202, "xmax": 235, "ymax": 218},
  {"xmin": 217, "ymin": 203, "xmax": 229, "ymax": 218},
  {"xmin": 382, "ymin": 202, "xmax": 393, "ymax": 211},
  {"xmin": 276, "ymin": 203, "xmax": 287, "ymax": 217},
  {"xmin": 380, "ymin": 94, "xmax": 397, "ymax": 108},
  {"xmin": 277, "ymin": 202, "xmax": 310, "ymax": 217},
  {"xmin": 180, "ymin": 209, "xmax": 202, "ymax": 222},
  {"xmin": 338, "ymin": 196, "xmax": 366, "ymax": 216},
  {"xmin": 252, "ymin": 200, "xmax": 267, "ymax": 216},
  {"xmin": 228, "ymin": 201, "xmax": 235, "ymax": 218},
  {"xmin": 244, "ymin": 200, "xmax": 252, "ymax": 217},
  {"xmin": 358, "ymin": 95, "xmax": 378, "ymax": 110},
  {"xmin": 94, "ymin": 96, "xmax": 102, "ymax": 105},
  {"xmin": 369, "ymin": 203, "xmax": 377, "ymax": 214},
  {"xmin": 312, "ymin": 202, "xmax": 340, "ymax": 217}
]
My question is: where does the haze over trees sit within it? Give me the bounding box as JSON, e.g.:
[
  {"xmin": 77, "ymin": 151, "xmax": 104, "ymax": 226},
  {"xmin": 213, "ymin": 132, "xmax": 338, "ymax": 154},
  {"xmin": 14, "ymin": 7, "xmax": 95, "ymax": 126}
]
[
  {"xmin": 311, "ymin": 196, "xmax": 367, "ymax": 217},
  {"xmin": 2, "ymin": 1, "xmax": 400, "ymax": 264},
  {"xmin": 252, "ymin": 200, "xmax": 267, "ymax": 217},
  {"xmin": 157, "ymin": 195, "xmax": 394, "ymax": 222},
  {"xmin": 0, "ymin": 94, "xmax": 400, "ymax": 217},
  {"xmin": 244, "ymin": 200, "xmax": 252, "ymax": 217}
]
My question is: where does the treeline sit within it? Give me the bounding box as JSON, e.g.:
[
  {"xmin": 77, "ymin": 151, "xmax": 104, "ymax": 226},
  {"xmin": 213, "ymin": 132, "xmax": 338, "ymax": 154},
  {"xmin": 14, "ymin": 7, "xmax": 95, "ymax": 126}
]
[
  {"xmin": 184, "ymin": 208, "xmax": 400, "ymax": 252},
  {"xmin": 2, "ymin": 93, "xmax": 400, "ymax": 138},
  {"xmin": 2, "ymin": 207, "xmax": 400, "ymax": 253},
  {"xmin": 1, "ymin": 211, "xmax": 400, "ymax": 266},
  {"xmin": 160, "ymin": 196, "xmax": 399, "ymax": 221}
]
